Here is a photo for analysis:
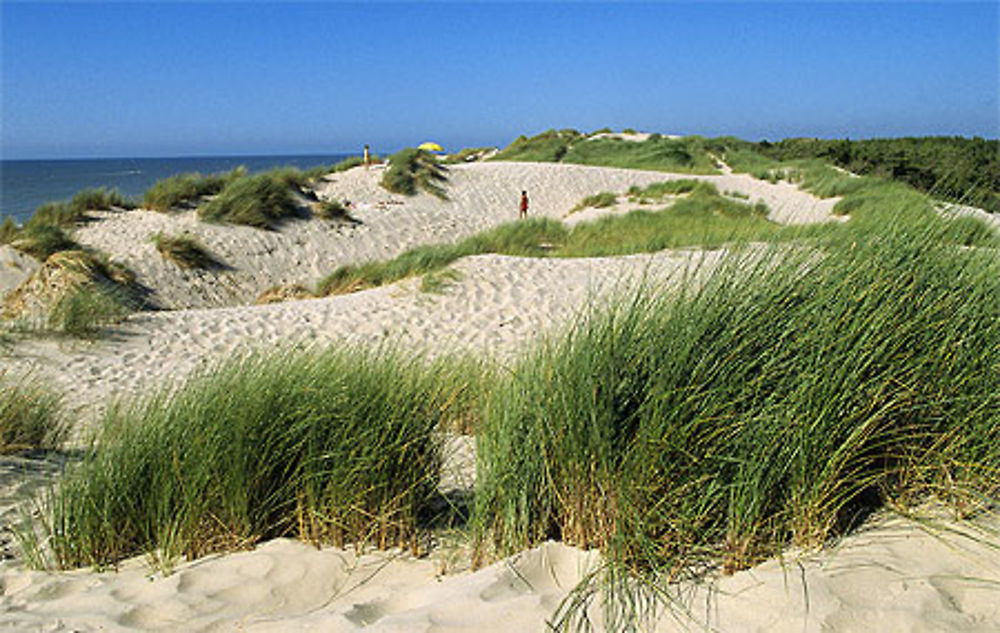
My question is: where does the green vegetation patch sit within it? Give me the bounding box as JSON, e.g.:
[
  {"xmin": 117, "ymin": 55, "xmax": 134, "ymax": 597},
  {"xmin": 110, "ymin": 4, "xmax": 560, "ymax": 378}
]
[
  {"xmin": 492, "ymin": 131, "xmax": 720, "ymax": 174},
  {"xmin": 199, "ymin": 173, "xmax": 300, "ymax": 229},
  {"xmin": 474, "ymin": 223, "xmax": 1000, "ymax": 628},
  {"xmin": 381, "ymin": 148, "xmax": 450, "ymax": 199},
  {"xmin": 27, "ymin": 347, "xmax": 477, "ymax": 570},
  {"xmin": 318, "ymin": 190, "xmax": 778, "ymax": 295},
  {"xmin": 571, "ymin": 192, "xmax": 618, "ymax": 213},
  {"xmin": 317, "ymin": 219, "xmax": 567, "ymax": 295},
  {"xmin": 9, "ymin": 224, "xmax": 79, "ymax": 261},
  {"xmin": 26, "ymin": 188, "xmax": 134, "ymax": 229},
  {"xmin": 0, "ymin": 377, "xmax": 65, "ymax": 453},
  {"xmin": 151, "ymin": 232, "xmax": 218, "ymax": 270},
  {"xmin": 561, "ymin": 136, "xmax": 719, "ymax": 173},
  {"xmin": 713, "ymin": 136, "xmax": 1000, "ymax": 213},
  {"xmin": 143, "ymin": 168, "xmax": 245, "ymax": 212},
  {"xmin": 491, "ymin": 129, "xmax": 583, "ymax": 162}
]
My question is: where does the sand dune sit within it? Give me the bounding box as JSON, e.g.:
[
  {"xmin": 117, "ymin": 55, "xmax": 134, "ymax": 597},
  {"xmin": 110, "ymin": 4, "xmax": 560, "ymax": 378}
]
[
  {"xmin": 69, "ymin": 162, "xmax": 838, "ymax": 311},
  {"xmin": 1, "ymin": 162, "xmax": 996, "ymax": 632}
]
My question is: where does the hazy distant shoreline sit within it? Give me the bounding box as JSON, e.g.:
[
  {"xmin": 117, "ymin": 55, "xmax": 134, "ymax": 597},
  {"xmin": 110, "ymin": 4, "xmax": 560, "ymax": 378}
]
[{"xmin": 0, "ymin": 153, "xmax": 355, "ymax": 223}]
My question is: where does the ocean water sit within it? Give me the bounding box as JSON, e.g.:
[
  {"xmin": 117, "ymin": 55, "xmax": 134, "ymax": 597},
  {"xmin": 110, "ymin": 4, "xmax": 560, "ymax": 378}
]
[{"xmin": 0, "ymin": 154, "xmax": 354, "ymax": 224}]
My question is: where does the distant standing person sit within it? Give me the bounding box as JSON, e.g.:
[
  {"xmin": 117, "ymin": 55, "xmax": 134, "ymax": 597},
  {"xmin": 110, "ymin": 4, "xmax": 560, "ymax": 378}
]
[
  {"xmin": 364, "ymin": 145, "xmax": 371, "ymax": 169},
  {"xmin": 519, "ymin": 190, "xmax": 529, "ymax": 220}
]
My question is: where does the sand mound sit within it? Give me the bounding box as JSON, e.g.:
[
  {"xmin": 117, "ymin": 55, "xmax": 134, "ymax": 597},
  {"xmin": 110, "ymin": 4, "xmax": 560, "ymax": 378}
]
[
  {"xmin": 67, "ymin": 162, "xmax": 838, "ymax": 311},
  {"xmin": 2, "ymin": 510, "xmax": 996, "ymax": 631}
]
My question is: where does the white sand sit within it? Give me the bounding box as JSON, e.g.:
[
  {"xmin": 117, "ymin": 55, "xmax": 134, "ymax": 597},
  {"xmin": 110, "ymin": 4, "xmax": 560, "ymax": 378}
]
[
  {"xmin": 1, "ymin": 162, "xmax": 996, "ymax": 632},
  {"xmin": 0, "ymin": 245, "xmax": 40, "ymax": 298},
  {"xmin": 68, "ymin": 162, "xmax": 838, "ymax": 310}
]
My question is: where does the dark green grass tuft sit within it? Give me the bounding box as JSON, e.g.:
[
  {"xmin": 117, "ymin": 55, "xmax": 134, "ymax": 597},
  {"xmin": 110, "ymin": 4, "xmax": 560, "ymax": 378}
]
[
  {"xmin": 0, "ymin": 217, "xmax": 19, "ymax": 244},
  {"xmin": 561, "ymin": 136, "xmax": 719, "ymax": 173},
  {"xmin": 151, "ymin": 232, "xmax": 218, "ymax": 269},
  {"xmin": 571, "ymin": 192, "xmax": 618, "ymax": 212},
  {"xmin": 492, "ymin": 129, "xmax": 583, "ymax": 162},
  {"xmin": 48, "ymin": 284, "xmax": 133, "ymax": 339},
  {"xmin": 199, "ymin": 173, "xmax": 299, "ymax": 229},
  {"xmin": 143, "ymin": 168, "xmax": 245, "ymax": 212},
  {"xmin": 381, "ymin": 148, "xmax": 450, "ymax": 199},
  {"xmin": 628, "ymin": 180, "xmax": 719, "ymax": 203},
  {"xmin": 27, "ymin": 347, "xmax": 479, "ymax": 570},
  {"xmin": 9, "ymin": 224, "xmax": 79, "ymax": 260},
  {"xmin": 23, "ymin": 188, "xmax": 134, "ymax": 229},
  {"xmin": 0, "ymin": 377, "xmax": 65, "ymax": 453},
  {"xmin": 474, "ymin": 220, "xmax": 1000, "ymax": 628}
]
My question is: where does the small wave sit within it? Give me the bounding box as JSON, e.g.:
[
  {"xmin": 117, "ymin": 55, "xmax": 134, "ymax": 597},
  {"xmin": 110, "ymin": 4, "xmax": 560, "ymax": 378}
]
[{"xmin": 102, "ymin": 170, "xmax": 142, "ymax": 176}]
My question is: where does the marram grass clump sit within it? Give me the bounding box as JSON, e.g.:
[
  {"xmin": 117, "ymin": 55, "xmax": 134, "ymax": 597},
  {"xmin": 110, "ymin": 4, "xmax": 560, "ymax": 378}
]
[
  {"xmin": 26, "ymin": 346, "xmax": 481, "ymax": 571},
  {"xmin": 199, "ymin": 172, "xmax": 300, "ymax": 229},
  {"xmin": 151, "ymin": 232, "xmax": 218, "ymax": 270},
  {"xmin": 381, "ymin": 148, "xmax": 450, "ymax": 199},
  {"xmin": 0, "ymin": 376, "xmax": 65, "ymax": 453},
  {"xmin": 474, "ymin": 218, "xmax": 1000, "ymax": 628},
  {"xmin": 143, "ymin": 168, "xmax": 246, "ymax": 212}
]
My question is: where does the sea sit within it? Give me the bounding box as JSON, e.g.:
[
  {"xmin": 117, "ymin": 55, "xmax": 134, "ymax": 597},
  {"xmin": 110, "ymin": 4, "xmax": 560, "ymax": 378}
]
[{"xmin": 0, "ymin": 154, "xmax": 354, "ymax": 224}]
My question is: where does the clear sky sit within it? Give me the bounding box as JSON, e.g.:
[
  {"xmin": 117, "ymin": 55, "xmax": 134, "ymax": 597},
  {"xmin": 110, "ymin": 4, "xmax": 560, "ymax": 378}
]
[{"xmin": 2, "ymin": 1, "xmax": 997, "ymax": 159}]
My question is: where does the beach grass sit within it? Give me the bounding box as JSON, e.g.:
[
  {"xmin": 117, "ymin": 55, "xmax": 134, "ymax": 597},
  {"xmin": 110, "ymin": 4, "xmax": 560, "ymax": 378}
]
[
  {"xmin": 199, "ymin": 172, "xmax": 300, "ymax": 229},
  {"xmin": 314, "ymin": 200, "xmax": 351, "ymax": 221},
  {"xmin": 151, "ymin": 232, "xmax": 218, "ymax": 270},
  {"xmin": 381, "ymin": 148, "xmax": 450, "ymax": 199},
  {"xmin": 25, "ymin": 346, "xmax": 480, "ymax": 571},
  {"xmin": 562, "ymin": 136, "xmax": 719, "ymax": 174},
  {"xmin": 570, "ymin": 191, "xmax": 618, "ymax": 212},
  {"xmin": 0, "ymin": 376, "xmax": 65, "ymax": 453},
  {"xmin": 493, "ymin": 131, "xmax": 719, "ymax": 174},
  {"xmin": 472, "ymin": 217, "xmax": 1000, "ymax": 629},
  {"xmin": 317, "ymin": 190, "xmax": 778, "ymax": 295},
  {"xmin": 0, "ymin": 217, "xmax": 19, "ymax": 244},
  {"xmin": 25, "ymin": 188, "xmax": 134, "ymax": 229},
  {"xmin": 47, "ymin": 284, "xmax": 133, "ymax": 339},
  {"xmin": 492, "ymin": 129, "xmax": 583, "ymax": 162},
  {"xmin": 8, "ymin": 224, "xmax": 79, "ymax": 261},
  {"xmin": 143, "ymin": 168, "xmax": 246, "ymax": 212}
]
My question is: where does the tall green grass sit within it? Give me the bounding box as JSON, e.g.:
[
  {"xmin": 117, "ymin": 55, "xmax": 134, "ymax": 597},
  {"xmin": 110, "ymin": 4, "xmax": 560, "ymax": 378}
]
[
  {"xmin": 26, "ymin": 347, "xmax": 480, "ymax": 571},
  {"xmin": 473, "ymin": 218, "xmax": 1000, "ymax": 629},
  {"xmin": 143, "ymin": 168, "xmax": 246, "ymax": 212},
  {"xmin": 48, "ymin": 284, "xmax": 133, "ymax": 339},
  {"xmin": 25, "ymin": 188, "xmax": 134, "ymax": 228},
  {"xmin": 199, "ymin": 173, "xmax": 300, "ymax": 229},
  {"xmin": 0, "ymin": 377, "xmax": 65, "ymax": 453},
  {"xmin": 8, "ymin": 224, "xmax": 78, "ymax": 260},
  {"xmin": 381, "ymin": 148, "xmax": 450, "ymax": 199}
]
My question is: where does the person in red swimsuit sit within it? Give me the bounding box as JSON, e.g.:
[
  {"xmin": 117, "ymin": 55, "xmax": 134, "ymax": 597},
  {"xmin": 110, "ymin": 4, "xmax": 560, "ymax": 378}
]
[{"xmin": 519, "ymin": 190, "xmax": 529, "ymax": 219}]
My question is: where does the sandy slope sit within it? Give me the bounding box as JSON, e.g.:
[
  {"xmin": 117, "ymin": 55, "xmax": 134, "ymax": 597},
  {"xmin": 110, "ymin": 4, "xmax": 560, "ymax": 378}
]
[
  {"xmin": 69, "ymin": 162, "xmax": 838, "ymax": 310},
  {"xmin": 1, "ymin": 162, "xmax": 997, "ymax": 632}
]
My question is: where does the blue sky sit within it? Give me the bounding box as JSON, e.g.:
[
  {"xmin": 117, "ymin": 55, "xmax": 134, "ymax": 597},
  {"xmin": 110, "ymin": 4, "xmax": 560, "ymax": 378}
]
[{"xmin": 2, "ymin": 1, "xmax": 997, "ymax": 159}]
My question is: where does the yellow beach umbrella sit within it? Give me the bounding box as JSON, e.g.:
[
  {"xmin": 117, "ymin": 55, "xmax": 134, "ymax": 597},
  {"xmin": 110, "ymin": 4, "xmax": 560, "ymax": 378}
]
[{"xmin": 418, "ymin": 141, "xmax": 444, "ymax": 152}]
